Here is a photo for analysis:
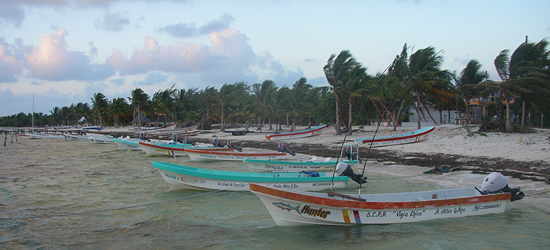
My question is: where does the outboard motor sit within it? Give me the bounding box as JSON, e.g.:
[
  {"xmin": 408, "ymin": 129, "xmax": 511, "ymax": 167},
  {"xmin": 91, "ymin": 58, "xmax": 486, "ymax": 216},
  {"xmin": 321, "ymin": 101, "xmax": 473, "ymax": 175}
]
[
  {"xmin": 184, "ymin": 138, "xmax": 196, "ymax": 146},
  {"xmin": 277, "ymin": 143, "xmax": 296, "ymax": 156},
  {"xmin": 335, "ymin": 162, "xmax": 367, "ymax": 184},
  {"xmin": 344, "ymin": 148, "xmax": 362, "ymax": 163},
  {"xmin": 226, "ymin": 141, "xmax": 242, "ymax": 152},
  {"xmin": 212, "ymin": 139, "xmax": 222, "ymax": 147},
  {"xmin": 480, "ymin": 172, "xmax": 525, "ymax": 201}
]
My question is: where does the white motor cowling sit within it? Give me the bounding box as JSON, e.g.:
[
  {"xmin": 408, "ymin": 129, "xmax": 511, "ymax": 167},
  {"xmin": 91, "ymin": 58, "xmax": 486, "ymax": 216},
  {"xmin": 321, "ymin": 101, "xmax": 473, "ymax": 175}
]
[
  {"xmin": 480, "ymin": 172, "xmax": 525, "ymax": 202},
  {"xmin": 481, "ymin": 172, "xmax": 508, "ymax": 192}
]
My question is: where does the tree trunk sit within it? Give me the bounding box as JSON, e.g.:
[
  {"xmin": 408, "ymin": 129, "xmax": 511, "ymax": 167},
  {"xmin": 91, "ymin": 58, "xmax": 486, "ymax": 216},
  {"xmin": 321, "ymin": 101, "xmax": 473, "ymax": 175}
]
[
  {"xmin": 335, "ymin": 96, "xmax": 341, "ymax": 135},
  {"xmin": 416, "ymin": 101, "xmax": 421, "ymax": 129},
  {"xmin": 521, "ymin": 100, "xmax": 526, "ymax": 127},
  {"xmin": 393, "ymin": 100, "xmax": 405, "ymax": 131},
  {"xmin": 505, "ymin": 97, "xmax": 513, "ymax": 132},
  {"xmin": 348, "ymin": 99, "xmax": 353, "ymax": 135},
  {"xmin": 220, "ymin": 103, "xmax": 224, "ymax": 131}
]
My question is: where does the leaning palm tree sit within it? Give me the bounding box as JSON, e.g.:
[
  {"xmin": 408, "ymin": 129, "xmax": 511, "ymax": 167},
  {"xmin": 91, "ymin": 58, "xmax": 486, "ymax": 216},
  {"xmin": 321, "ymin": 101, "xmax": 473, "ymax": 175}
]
[
  {"xmin": 324, "ymin": 50, "xmax": 362, "ymax": 134},
  {"xmin": 392, "ymin": 45, "xmax": 451, "ymax": 129}
]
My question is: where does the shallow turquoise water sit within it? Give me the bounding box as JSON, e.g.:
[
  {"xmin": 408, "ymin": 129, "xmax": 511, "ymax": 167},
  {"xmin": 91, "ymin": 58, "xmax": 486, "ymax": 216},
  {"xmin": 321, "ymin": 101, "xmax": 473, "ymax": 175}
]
[{"xmin": 1, "ymin": 137, "xmax": 549, "ymax": 249}]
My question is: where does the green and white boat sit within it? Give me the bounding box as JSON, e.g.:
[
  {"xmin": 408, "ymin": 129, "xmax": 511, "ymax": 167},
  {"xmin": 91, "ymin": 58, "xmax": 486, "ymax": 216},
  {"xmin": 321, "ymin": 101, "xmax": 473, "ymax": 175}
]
[{"xmin": 151, "ymin": 161, "xmax": 353, "ymax": 191}]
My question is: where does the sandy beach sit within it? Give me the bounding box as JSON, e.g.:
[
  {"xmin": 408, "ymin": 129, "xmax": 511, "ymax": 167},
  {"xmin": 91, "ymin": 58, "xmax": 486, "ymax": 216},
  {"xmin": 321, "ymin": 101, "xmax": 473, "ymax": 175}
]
[{"xmin": 95, "ymin": 123, "xmax": 550, "ymax": 183}]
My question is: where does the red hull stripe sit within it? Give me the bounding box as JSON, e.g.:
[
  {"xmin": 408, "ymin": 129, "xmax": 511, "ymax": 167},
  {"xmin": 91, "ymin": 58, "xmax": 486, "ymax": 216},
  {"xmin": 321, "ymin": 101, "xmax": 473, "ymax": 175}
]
[
  {"xmin": 249, "ymin": 184, "xmax": 511, "ymax": 210},
  {"xmin": 138, "ymin": 142, "xmax": 234, "ymax": 152},
  {"xmin": 265, "ymin": 125, "xmax": 327, "ymax": 140},
  {"xmin": 184, "ymin": 148, "xmax": 286, "ymax": 157},
  {"xmin": 360, "ymin": 126, "xmax": 435, "ymax": 144}
]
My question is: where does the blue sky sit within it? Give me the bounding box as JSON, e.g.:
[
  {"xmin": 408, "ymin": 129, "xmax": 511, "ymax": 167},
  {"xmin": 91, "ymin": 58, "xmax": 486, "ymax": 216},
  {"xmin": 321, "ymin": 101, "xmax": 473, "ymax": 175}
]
[{"xmin": 0, "ymin": 0, "xmax": 549, "ymax": 117}]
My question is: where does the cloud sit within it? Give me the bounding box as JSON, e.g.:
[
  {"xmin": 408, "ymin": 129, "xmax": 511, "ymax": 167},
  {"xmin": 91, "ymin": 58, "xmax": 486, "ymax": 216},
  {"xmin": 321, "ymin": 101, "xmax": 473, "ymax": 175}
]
[
  {"xmin": 0, "ymin": 2, "xmax": 25, "ymax": 27},
  {"xmin": 133, "ymin": 72, "xmax": 169, "ymax": 86},
  {"xmin": 158, "ymin": 14, "xmax": 235, "ymax": 38},
  {"xmin": 24, "ymin": 29, "xmax": 116, "ymax": 81},
  {"xmin": 94, "ymin": 12, "xmax": 130, "ymax": 31},
  {"xmin": 0, "ymin": 41, "xmax": 24, "ymax": 83}
]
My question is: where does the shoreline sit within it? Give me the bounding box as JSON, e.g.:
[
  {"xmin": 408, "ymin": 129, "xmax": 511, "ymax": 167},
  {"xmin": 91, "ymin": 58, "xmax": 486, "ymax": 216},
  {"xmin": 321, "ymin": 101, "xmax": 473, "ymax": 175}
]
[{"xmin": 93, "ymin": 124, "xmax": 550, "ymax": 184}]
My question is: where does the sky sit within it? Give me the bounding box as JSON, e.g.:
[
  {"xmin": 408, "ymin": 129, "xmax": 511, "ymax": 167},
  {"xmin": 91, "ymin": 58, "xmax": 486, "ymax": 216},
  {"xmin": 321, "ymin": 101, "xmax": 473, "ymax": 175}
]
[{"xmin": 0, "ymin": 0, "xmax": 549, "ymax": 117}]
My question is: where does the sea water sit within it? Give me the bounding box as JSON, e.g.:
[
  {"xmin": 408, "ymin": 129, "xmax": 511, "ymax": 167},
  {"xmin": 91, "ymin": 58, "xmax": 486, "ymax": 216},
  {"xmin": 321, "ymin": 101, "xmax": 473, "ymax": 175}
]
[{"xmin": 1, "ymin": 137, "xmax": 549, "ymax": 249}]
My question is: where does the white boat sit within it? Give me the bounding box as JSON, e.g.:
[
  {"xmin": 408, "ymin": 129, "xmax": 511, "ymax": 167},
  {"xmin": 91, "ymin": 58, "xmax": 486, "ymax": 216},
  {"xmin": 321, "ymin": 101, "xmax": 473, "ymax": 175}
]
[
  {"xmin": 265, "ymin": 125, "xmax": 327, "ymax": 141},
  {"xmin": 63, "ymin": 133, "xmax": 89, "ymax": 140},
  {"xmin": 250, "ymin": 172, "xmax": 525, "ymax": 226},
  {"xmin": 151, "ymin": 161, "xmax": 349, "ymax": 191},
  {"xmin": 138, "ymin": 141, "xmax": 234, "ymax": 156},
  {"xmin": 27, "ymin": 134, "xmax": 65, "ymax": 139},
  {"xmin": 354, "ymin": 126, "xmax": 435, "ymax": 147},
  {"xmin": 243, "ymin": 158, "xmax": 359, "ymax": 172},
  {"xmin": 88, "ymin": 135, "xmax": 114, "ymax": 144},
  {"xmin": 184, "ymin": 148, "xmax": 288, "ymax": 161}
]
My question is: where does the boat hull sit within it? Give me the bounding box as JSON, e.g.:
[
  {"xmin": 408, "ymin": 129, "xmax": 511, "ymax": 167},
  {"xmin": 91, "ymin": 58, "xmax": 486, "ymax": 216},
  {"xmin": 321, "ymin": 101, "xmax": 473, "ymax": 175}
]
[
  {"xmin": 139, "ymin": 141, "xmax": 234, "ymax": 156},
  {"xmin": 243, "ymin": 159, "xmax": 359, "ymax": 172},
  {"xmin": 355, "ymin": 126, "xmax": 435, "ymax": 147},
  {"xmin": 152, "ymin": 161, "xmax": 348, "ymax": 191},
  {"xmin": 250, "ymin": 184, "xmax": 511, "ymax": 226},
  {"xmin": 112, "ymin": 138, "xmax": 141, "ymax": 150},
  {"xmin": 184, "ymin": 149, "xmax": 288, "ymax": 161},
  {"xmin": 265, "ymin": 125, "xmax": 327, "ymax": 141}
]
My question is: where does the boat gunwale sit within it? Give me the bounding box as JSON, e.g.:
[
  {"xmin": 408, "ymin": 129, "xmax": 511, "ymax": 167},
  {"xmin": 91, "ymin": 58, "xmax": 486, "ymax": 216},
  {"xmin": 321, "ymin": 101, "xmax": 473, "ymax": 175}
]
[
  {"xmin": 265, "ymin": 125, "xmax": 327, "ymax": 140},
  {"xmin": 152, "ymin": 161, "xmax": 349, "ymax": 183},
  {"xmin": 249, "ymin": 183, "xmax": 511, "ymax": 210}
]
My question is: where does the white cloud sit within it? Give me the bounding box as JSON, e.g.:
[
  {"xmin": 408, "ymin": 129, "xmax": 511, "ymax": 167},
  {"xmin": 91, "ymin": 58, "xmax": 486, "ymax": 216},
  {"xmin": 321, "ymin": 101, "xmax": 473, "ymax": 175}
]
[
  {"xmin": 24, "ymin": 29, "xmax": 115, "ymax": 81},
  {"xmin": 0, "ymin": 43, "xmax": 23, "ymax": 83}
]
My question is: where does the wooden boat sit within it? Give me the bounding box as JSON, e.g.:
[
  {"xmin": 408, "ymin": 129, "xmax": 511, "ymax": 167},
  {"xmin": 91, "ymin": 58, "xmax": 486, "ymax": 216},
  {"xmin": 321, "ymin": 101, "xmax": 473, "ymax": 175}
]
[
  {"xmin": 354, "ymin": 126, "xmax": 435, "ymax": 147},
  {"xmin": 243, "ymin": 158, "xmax": 359, "ymax": 172},
  {"xmin": 265, "ymin": 125, "xmax": 327, "ymax": 141},
  {"xmin": 138, "ymin": 141, "xmax": 234, "ymax": 156},
  {"xmin": 249, "ymin": 172, "xmax": 525, "ymax": 226},
  {"xmin": 184, "ymin": 148, "xmax": 288, "ymax": 161},
  {"xmin": 151, "ymin": 161, "xmax": 349, "ymax": 191}
]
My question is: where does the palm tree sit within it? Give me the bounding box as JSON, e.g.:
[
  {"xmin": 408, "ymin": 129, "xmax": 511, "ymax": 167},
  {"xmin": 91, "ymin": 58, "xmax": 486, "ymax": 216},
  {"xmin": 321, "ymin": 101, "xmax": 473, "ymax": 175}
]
[
  {"xmin": 324, "ymin": 50, "xmax": 362, "ymax": 134},
  {"xmin": 109, "ymin": 97, "xmax": 127, "ymax": 127},
  {"xmin": 129, "ymin": 88, "xmax": 150, "ymax": 126},
  {"xmin": 453, "ymin": 59, "xmax": 488, "ymax": 135},
  {"xmin": 253, "ymin": 80, "xmax": 277, "ymax": 130},
  {"xmin": 392, "ymin": 44, "xmax": 451, "ymax": 129},
  {"xmin": 91, "ymin": 93, "xmax": 108, "ymax": 126}
]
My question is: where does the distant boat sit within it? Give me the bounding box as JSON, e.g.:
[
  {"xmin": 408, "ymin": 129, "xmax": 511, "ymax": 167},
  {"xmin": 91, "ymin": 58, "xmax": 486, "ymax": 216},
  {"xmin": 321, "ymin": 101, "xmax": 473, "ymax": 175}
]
[
  {"xmin": 184, "ymin": 148, "xmax": 288, "ymax": 161},
  {"xmin": 354, "ymin": 126, "xmax": 435, "ymax": 147},
  {"xmin": 88, "ymin": 135, "xmax": 114, "ymax": 144},
  {"xmin": 138, "ymin": 141, "xmax": 234, "ymax": 156},
  {"xmin": 250, "ymin": 172, "xmax": 525, "ymax": 226},
  {"xmin": 82, "ymin": 126, "xmax": 102, "ymax": 130},
  {"xmin": 63, "ymin": 133, "xmax": 89, "ymax": 140},
  {"xmin": 151, "ymin": 161, "xmax": 349, "ymax": 191},
  {"xmin": 265, "ymin": 125, "xmax": 327, "ymax": 141},
  {"xmin": 27, "ymin": 134, "xmax": 65, "ymax": 139}
]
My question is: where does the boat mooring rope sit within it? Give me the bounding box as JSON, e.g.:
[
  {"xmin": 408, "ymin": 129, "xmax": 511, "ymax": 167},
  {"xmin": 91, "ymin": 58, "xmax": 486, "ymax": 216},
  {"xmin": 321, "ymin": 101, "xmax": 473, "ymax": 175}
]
[
  {"xmin": 87, "ymin": 169, "xmax": 158, "ymax": 187},
  {"xmin": 0, "ymin": 184, "xmax": 248, "ymax": 220}
]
